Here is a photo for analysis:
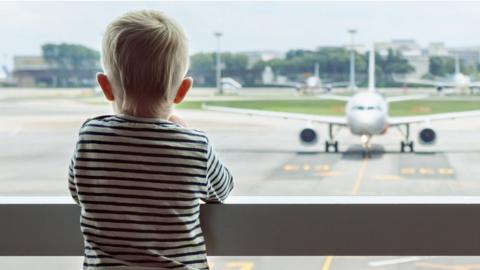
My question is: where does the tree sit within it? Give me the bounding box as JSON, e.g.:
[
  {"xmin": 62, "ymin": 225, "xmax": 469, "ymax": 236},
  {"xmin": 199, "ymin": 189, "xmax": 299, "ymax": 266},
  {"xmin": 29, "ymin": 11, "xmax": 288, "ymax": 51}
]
[
  {"xmin": 41, "ymin": 43, "xmax": 100, "ymax": 87},
  {"xmin": 189, "ymin": 52, "xmax": 249, "ymax": 86},
  {"xmin": 42, "ymin": 43, "xmax": 100, "ymax": 70}
]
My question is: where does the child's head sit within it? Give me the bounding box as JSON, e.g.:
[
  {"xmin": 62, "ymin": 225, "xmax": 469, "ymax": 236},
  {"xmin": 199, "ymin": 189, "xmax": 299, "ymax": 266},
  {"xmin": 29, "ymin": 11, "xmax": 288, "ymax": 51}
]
[{"xmin": 97, "ymin": 10, "xmax": 192, "ymax": 117}]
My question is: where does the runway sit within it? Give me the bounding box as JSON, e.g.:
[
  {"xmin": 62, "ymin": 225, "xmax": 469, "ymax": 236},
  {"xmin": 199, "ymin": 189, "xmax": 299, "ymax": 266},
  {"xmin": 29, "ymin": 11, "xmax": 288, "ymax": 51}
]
[{"xmin": 2, "ymin": 88, "xmax": 480, "ymax": 269}]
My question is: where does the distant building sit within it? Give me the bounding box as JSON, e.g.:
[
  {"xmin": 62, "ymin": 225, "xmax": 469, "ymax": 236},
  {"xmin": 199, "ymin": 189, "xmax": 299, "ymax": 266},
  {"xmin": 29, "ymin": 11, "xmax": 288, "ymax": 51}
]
[
  {"xmin": 428, "ymin": 42, "xmax": 449, "ymax": 57},
  {"xmin": 452, "ymin": 47, "xmax": 480, "ymax": 68},
  {"xmin": 13, "ymin": 55, "xmax": 98, "ymax": 88}
]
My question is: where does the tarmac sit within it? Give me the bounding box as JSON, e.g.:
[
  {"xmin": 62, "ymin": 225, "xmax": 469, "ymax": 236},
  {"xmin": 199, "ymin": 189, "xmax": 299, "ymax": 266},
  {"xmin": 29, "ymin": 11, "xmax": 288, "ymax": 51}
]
[{"xmin": 2, "ymin": 88, "xmax": 480, "ymax": 269}]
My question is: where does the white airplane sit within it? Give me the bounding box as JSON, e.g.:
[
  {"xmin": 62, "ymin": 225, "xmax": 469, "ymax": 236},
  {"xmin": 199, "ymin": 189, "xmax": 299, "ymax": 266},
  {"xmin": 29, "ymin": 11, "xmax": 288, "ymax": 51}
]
[
  {"xmin": 203, "ymin": 45, "xmax": 480, "ymax": 153},
  {"xmin": 395, "ymin": 55, "xmax": 480, "ymax": 93},
  {"xmin": 270, "ymin": 63, "xmax": 350, "ymax": 94},
  {"xmin": 0, "ymin": 65, "xmax": 10, "ymax": 85}
]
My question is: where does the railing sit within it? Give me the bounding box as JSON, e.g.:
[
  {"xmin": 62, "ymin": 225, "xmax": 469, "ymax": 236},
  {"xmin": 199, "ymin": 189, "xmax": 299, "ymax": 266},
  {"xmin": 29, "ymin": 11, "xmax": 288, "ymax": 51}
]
[{"xmin": 2, "ymin": 196, "xmax": 480, "ymax": 256}]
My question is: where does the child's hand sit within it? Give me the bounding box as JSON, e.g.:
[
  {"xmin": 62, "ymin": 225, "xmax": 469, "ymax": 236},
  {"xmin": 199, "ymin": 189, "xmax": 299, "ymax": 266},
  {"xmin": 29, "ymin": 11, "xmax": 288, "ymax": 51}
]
[{"xmin": 168, "ymin": 114, "xmax": 187, "ymax": 127}]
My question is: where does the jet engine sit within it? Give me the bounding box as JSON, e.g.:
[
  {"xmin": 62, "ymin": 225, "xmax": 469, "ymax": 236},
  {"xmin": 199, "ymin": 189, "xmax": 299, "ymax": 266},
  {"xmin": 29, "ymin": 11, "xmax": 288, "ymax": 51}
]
[
  {"xmin": 299, "ymin": 128, "xmax": 318, "ymax": 145},
  {"xmin": 436, "ymin": 86, "xmax": 443, "ymax": 92},
  {"xmin": 418, "ymin": 128, "xmax": 436, "ymax": 145}
]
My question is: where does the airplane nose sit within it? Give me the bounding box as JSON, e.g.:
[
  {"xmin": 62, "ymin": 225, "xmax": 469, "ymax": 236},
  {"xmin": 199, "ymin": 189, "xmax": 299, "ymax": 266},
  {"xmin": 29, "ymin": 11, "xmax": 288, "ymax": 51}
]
[{"xmin": 352, "ymin": 113, "xmax": 384, "ymax": 134}]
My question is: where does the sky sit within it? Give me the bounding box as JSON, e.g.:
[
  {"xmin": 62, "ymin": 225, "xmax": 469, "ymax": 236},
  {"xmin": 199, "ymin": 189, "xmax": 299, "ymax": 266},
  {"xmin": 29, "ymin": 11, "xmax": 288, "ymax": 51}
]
[{"xmin": 1, "ymin": 1, "xmax": 480, "ymax": 68}]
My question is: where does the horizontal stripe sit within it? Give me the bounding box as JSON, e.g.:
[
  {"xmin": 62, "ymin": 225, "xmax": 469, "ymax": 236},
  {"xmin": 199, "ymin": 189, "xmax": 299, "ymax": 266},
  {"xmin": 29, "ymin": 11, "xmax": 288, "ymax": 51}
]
[
  {"xmin": 80, "ymin": 131, "xmax": 207, "ymax": 145},
  {"xmin": 78, "ymin": 191, "xmax": 197, "ymax": 202},
  {"xmin": 81, "ymin": 222, "xmax": 201, "ymax": 234},
  {"xmin": 75, "ymin": 182, "xmax": 207, "ymax": 195},
  {"xmin": 84, "ymin": 263, "xmax": 125, "ymax": 267},
  {"xmin": 81, "ymin": 200, "xmax": 198, "ymax": 210},
  {"xmin": 75, "ymin": 174, "xmax": 207, "ymax": 187},
  {"xmin": 85, "ymin": 123, "xmax": 207, "ymax": 138},
  {"xmin": 78, "ymin": 139, "xmax": 208, "ymax": 153},
  {"xmin": 85, "ymin": 254, "xmax": 207, "ymax": 267},
  {"xmin": 86, "ymin": 239, "xmax": 206, "ymax": 252},
  {"xmin": 113, "ymin": 116, "xmax": 174, "ymax": 126},
  {"xmin": 76, "ymin": 157, "xmax": 207, "ymax": 170},
  {"xmin": 84, "ymin": 231, "xmax": 204, "ymax": 243},
  {"xmin": 85, "ymin": 247, "xmax": 206, "ymax": 259},
  {"xmin": 82, "ymin": 215, "xmax": 198, "ymax": 226},
  {"xmin": 75, "ymin": 165, "xmax": 206, "ymax": 178},
  {"xmin": 78, "ymin": 149, "xmax": 207, "ymax": 162},
  {"xmin": 84, "ymin": 208, "xmax": 200, "ymax": 218}
]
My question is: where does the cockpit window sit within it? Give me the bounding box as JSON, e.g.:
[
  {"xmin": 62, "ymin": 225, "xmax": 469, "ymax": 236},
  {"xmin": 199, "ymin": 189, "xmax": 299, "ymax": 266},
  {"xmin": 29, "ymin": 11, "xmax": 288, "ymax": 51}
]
[{"xmin": 357, "ymin": 105, "xmax": 381, "ymax": 111}]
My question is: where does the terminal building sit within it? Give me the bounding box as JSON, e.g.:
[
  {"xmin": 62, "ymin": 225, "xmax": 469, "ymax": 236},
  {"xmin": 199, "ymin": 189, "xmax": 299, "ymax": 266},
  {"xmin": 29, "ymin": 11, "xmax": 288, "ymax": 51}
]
[{"xmin": 13, "ymin": 55, "xmax": 98, "ymax": 88}]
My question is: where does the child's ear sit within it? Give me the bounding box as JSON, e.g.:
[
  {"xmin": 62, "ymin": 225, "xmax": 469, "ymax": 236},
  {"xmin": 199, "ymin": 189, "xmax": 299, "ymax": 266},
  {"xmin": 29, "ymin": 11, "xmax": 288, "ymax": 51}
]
[
  {"xmin": 174, "ymin": 77, "xmax": 193, "ymax": 104},
  {"xmin": 96, "ymin": 72, "xmax": 115, "ymax": 101}
]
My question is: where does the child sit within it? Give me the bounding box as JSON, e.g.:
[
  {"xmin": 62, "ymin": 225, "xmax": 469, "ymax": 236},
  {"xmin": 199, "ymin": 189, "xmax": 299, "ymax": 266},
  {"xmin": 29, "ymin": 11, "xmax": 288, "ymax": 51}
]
[{"xmin": 68, "ymin": 10, "xmax": 234, "ymax": 270}]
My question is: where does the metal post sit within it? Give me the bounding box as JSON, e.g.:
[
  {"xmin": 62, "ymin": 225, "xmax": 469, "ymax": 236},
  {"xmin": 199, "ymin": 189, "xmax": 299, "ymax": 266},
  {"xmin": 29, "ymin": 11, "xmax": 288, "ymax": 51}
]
[
  {"xmin": 214, "ymin": 32, "xmax": 223, "ymax": 95},
  {"xmin": 348, "ymin": 29, "xmax": 357, "ymax": 91}
]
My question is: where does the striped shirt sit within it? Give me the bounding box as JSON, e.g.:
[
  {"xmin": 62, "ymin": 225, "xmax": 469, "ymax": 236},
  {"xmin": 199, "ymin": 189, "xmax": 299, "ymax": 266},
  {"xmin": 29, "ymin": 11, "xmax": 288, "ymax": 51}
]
[{"xmin": 68, "ymin": 114, "xmax": 234, "ymax": 270}]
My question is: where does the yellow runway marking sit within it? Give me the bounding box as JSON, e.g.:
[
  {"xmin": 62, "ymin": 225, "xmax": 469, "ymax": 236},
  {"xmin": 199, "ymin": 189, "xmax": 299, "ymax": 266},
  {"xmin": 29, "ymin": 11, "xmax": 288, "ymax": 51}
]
[
  {"xmin": 419, "ymin": 167, "xmax": 434, "ymax": 175},
  {"xmin": 401, "ymin": 167, "xmax": 416, "ymax": 175},
  {"xmin": 224, "ymin": 262, "xmax": 254, "ymax": 270},
  {"xmin": 438, "ymin": 168, "xmax": 455, "ymax": 175},
  {"xmin": 321, "ymin": 256, "xmax": 334, "ymax": 270},
  {"xmin": 352, "ymin": 157, "xmax": 369, "ymax": 195},
  {"xmin": 315, "ymin": 164, "xmax": 331, "ymax": 171},
  {"xmin": 283, "ymin": 164, "xmax": 299, "ymax": 172},
  {"xmin": 316, "ymin": 171, "xmax": 344, "ymax": 177}
]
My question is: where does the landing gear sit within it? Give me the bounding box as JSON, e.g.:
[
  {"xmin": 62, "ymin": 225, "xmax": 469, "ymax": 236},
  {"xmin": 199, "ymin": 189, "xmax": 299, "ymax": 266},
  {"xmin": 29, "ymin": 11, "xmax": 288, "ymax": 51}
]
[
  {"xmin": 325, "ymin": 123, "xmax": 339, "ymax": 153},
  {"xmin": 325, "ymin": 140, "xmax": 339, "ymax": 153},
  {"xmin": 399, "ymin": 124, "xmax": 414, "ymax": 152},
  {"xmin": 401, "ymin": 141, "xmax": 414, "ymax": 153}
]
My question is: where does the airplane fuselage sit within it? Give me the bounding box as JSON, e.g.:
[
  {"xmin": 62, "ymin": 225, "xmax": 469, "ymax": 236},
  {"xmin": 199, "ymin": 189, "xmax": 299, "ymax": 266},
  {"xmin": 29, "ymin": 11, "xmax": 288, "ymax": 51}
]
[
  {"xmin": 346, "ymin": 91, "xmax": 388, "ymax": 136},
  {"xmin": 453, "ymin": 73, "xmax": 471, "ymax": 89}
]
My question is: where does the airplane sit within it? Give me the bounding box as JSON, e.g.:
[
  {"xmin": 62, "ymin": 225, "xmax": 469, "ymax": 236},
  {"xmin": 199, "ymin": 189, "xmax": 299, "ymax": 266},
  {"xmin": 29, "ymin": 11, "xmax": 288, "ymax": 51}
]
[
  {"xmin": 267, "ymin": 63, "xmax": 351, "ymax": 94},
  {"xmin": 0, "ymin": 65, "xmax": 11, "ymax": 85},
  {"xmin": 394, "ymin": 55, "xmax": 480, "ymax": 94},
  {"xmin": 203, "ymin": 45, "xmax": 480, "ymax": 153}
]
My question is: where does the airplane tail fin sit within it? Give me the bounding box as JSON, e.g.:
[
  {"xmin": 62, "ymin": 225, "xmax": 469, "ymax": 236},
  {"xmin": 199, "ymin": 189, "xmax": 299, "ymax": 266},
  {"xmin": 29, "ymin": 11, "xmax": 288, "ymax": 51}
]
[
  {"xmin": 368, "ymin": 44, "xmax": 375, "ymax": 92},
  {"xmin": 2, "ymin": 66, "xmax": 9, "ymax": 77},
  {"xmin": 314, "ymin": 62, "xmax": 319, "ymax": 78}
]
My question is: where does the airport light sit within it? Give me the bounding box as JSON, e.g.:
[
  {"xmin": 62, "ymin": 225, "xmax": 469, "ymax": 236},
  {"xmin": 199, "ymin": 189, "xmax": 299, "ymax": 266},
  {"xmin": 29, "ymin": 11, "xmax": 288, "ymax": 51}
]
[
  {"xmin": 214, "ymin": 32, "xmax": 223, "ymax": 95},
  {"xmin": 348, "ymin": 29, "xmax": 357, "ymax": 91}
]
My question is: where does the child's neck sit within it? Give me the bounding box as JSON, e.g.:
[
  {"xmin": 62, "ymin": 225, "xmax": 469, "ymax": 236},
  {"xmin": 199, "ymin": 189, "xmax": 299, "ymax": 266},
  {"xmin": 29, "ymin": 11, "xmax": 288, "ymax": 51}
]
[{"xmin": 120, "ymin": 106, "xmax": 172, "ymax": 120}]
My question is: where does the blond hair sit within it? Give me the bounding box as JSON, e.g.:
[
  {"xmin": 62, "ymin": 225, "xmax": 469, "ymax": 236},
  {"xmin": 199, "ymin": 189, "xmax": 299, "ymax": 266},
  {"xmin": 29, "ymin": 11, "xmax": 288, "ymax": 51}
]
[{"xmin": 101, "ymin": 10, "xmax": 189, "ymax": 116}]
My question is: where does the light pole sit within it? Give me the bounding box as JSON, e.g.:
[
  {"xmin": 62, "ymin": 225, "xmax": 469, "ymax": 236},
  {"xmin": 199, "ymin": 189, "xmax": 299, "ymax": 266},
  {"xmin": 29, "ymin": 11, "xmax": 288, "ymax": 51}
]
[
  {"xmin": 348, "ymin": 29, "xmax": 357, "ymax": 91},
  {"xmin": 214, "ymin": 32, "xmax": 223, "ymax": 95}
]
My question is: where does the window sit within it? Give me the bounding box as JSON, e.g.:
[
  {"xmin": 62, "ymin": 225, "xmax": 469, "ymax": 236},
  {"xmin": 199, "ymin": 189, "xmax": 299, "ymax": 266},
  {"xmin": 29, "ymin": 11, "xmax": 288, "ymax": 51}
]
[{"xmin": 2, "ymin": 1, "xmax": 480, "ymax": 269}]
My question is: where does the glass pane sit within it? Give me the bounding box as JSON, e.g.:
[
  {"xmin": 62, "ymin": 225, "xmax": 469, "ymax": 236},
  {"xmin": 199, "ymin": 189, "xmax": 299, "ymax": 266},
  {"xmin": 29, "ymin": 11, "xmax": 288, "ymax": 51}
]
[{"xmin": 2, "ymin": 1, "xmax": 480, "ymax": 197}]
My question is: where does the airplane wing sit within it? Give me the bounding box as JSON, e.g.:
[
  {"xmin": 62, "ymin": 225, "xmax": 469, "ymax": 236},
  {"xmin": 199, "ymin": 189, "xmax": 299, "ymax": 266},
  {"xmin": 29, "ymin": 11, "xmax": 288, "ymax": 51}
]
[
  {"xmin": 470, "ymin": 81, "xmax": 480, "ymax": 88},
  {"xmin": 389, "ymin": 110, "xmax": 480, "ymax": 126},
  {"xmin": 393, "ymin": 75, "xmax": 455, "ymax": 88},
  {"xmin": 385, "ymin": 94, "xmax": 429, "ymax": 103},
  {"xmin": 202, "ymin": 104, "xmax": 348, "ymax": 126},
  {"xmin": 315, "ymin": 94, "xmax": 351, "ymax": 102},
  {"xmin": 322, "ymin": 81, "xmax": 350, "ymax": 88},
  {"xmin": 403, "ymin": 79, "xmax": 455, "ymax": 88}
]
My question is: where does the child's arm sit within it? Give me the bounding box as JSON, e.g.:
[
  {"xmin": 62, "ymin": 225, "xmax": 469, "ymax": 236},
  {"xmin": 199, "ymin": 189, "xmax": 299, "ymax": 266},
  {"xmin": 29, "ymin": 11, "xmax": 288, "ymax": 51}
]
[
  {"xmin": 68, "ymin": 156, "xmax": 79, "ymax": 205},
  {"xmin": 203, "ymin": 140, "xmax": 234, "ymax": 203}
]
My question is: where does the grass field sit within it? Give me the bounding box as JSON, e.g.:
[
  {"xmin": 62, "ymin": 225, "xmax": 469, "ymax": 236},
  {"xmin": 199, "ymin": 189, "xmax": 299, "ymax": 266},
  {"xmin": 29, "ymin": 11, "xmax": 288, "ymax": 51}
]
[{"xmin": 176, "ymin": 99, "xmax": 480, "ymax": 116}]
